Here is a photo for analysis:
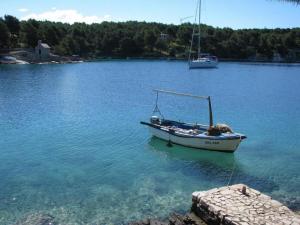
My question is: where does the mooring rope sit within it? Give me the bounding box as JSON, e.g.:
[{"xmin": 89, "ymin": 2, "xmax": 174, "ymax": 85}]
[
  {"xmin": 227, "ymin": 135, "xmax": 243, "ymax": 186},
  {"xmin": 227, "ymin": 160, "xmax": 236, "ymax": 186}
]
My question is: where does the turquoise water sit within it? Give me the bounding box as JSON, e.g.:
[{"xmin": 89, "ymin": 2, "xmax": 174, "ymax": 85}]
[{"xmin": 0, "ymin": 61, "xmax": 299, "ymax": 224}]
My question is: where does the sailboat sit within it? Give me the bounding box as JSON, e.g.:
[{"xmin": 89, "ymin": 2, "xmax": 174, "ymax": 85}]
[
  {"xmin": 189, "ymin": 0, "xmax": 218, "ymax": 69},
  {"xmin": 140, "ymin": 90, "xmax": 246, "ymax": 153}
]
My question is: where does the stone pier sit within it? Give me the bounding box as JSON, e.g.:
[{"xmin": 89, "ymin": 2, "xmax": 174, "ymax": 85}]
[{"xmin": 192, "ymin": 184, "xmax": 300, "ymax": 225}]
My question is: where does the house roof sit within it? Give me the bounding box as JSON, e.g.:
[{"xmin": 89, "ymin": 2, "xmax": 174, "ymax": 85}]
[{"xmin": 40, "ymin": 43, "xmax": 50, "ymax": 48}]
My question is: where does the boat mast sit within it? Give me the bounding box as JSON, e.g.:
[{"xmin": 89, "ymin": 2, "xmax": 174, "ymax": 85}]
[
  {"xmin": 188, "ymin": 0, "xmax": 199, "ymax": 63},
  {"xmin": 198, "ymin": 0, "xmax": 201, "ymax": 58},
  {"xmin": 208, "ymin": 96, "xmax": 213, "ymax": 127}
]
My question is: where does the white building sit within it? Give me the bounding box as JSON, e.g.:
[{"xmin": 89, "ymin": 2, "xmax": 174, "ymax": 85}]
[
  {"xmin": 35, "ymin": 40, "xmax": 50, "ymax": 59},
  {"xmin": 160, "ymin": 33, "xmax": 169, "ymax": 41}
]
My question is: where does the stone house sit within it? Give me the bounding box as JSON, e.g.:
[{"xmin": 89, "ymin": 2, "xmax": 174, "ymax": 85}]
[{"xmin": 35, "ymin": 40, "xmax": 50, "ymax": 59}]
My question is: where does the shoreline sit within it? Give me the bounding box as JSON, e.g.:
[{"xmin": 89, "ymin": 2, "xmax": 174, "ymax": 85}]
[
  {"xmin": 1, "ymin": 49, "xmax": 300, "ymax": 65},
  {"xmin": 130, "ymin": 184, "xmax": 300, "ymax": 225},
  {"xmin": 1, "ymin": 57, "xmax": 300, "ymax": 65},
  {"xmin": 13, "ymin": 185, "xmax": 300, "ymax": 225}
]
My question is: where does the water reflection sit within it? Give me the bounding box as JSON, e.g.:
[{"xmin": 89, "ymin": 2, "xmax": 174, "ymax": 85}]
[{"xmin": 148, "ymin": 137, "xmax": 279, "ymax": 193}]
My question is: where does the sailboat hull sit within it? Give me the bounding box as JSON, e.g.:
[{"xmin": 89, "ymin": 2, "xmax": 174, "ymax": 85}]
[
  {"xmin": 148, "ymin": 126, "xmax": 242, "ymax": 153},
  {"xmin": 189, "ymin": 59, "xmax": 218, "ymax": 69}
]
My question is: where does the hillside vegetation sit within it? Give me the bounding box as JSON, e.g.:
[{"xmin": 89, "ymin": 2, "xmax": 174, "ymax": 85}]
[{"xmin": 0, "ymin": 15, "xmax": 299, "ymax": 60}]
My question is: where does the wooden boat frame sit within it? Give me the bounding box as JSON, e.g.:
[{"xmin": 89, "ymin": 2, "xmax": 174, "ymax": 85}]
[{"xmin": 140, "ymin": 90, "xmax": 246, "ymax": 152}]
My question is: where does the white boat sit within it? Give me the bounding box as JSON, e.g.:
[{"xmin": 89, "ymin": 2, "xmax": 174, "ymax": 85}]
[
  {"xmin": 188, "ymin": 0, "xmax": 218, "ymax": 69},
  {"xmin": 189, "ymin": 55, "xmax": 218, "ymax": 68},
  {"xmin": 141, "ymin": 90, "xmax": 246, "ymax": 153}
]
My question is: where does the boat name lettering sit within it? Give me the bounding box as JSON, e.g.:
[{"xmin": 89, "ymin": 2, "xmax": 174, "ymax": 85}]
[{"xmin": 205, "ymin": 141, "xmax": 220, "ymax": 145}]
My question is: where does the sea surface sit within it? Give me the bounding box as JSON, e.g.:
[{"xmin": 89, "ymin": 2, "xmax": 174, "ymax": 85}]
[{"xmin": 0, "ymin": 61, "xmax": 299, "ymax": 224}]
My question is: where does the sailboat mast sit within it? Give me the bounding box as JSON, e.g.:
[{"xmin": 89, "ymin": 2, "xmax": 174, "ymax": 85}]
[
  {"xmin": 189, "ymin": 0, "xmax": 199, "ymax": 63},
  {"xmin": 198, "ymin": 0, "xmax": 201, "ymax": 58}
]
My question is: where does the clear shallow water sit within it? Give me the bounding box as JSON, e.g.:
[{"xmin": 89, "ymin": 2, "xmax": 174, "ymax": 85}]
[{"xmin": 0, "ymin": 61, "xmax": 299, "ymax": 224}]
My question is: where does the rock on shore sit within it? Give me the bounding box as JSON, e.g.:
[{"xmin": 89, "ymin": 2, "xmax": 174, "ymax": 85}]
[
  {"xmin": 129, "ymin": 212, "xmax": 207, "ymax": 225},
  {"xmin": 14, "ymin": 213, "xmax": 56, "ymax": 225}
]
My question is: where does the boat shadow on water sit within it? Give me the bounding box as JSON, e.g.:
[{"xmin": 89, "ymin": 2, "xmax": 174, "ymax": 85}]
[
  {"xmin": 149, "ymin": 136, "xmax": 236, "ymax": 167},
  {"xmin": 148, "ymin": 137, "xmax": 280, "ymax": 194}
]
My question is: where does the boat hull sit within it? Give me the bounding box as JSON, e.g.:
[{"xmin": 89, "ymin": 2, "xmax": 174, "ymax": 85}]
[
  {"xmin": 148, "ymin": 126, "xmax": 241, "ymax": 152},
  {"xmin": 189, "ymin": 60, "xmax": 218, "ymax": 69}
]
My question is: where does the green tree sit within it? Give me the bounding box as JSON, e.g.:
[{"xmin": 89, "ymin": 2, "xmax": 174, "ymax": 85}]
[
  {"xmin": 177, "ymin": 24, "xmax": 192, "ymax": 45},
  {"xmin": 43, "ymin": 25, "xmax": 59, "ymax": 46},
  {"xmin": 101, "ymin": 32, "xmax": 119, "ymax": 55},
  {"xmin": 0, "ymin": 19, "xmax": 10, "ymax": 48},
  {"xmin": 258, "ymin": 34, "xmax": 273, "ymax": 58},
  {"xmin": 144, "ymin": 30, "xmax": 157, "ymax": 50},
  {"xmin": 284, "ymin": 31, "xmax": 297, "ymax": 49},
  {"xmin": 4, "ymin": 15, "xmax": 20, "ymax": 35},
  {"xmin": 155, "ymin": 39, "xmax": 168, "ymax": 52},
  {"xmin": 54, "ymin": 35, "xmax": 76, "ymax": 55},
  {"xmin": 166, "ymin": 26, "xmax": 177, "ymax": 39},
  {"xmin": 20, "ymin": 20, "xmax": 39, "ymax": 47},
  {"xmin": 133, "ymin": 32, "xmax": 145, "ymax": 53},
  {"xmin": 120, "ymin": 37, "xmax": 138, "ymax": 56}
]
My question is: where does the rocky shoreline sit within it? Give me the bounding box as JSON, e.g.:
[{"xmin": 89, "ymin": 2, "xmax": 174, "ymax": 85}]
[
  {"xmin": 14, "ymin": 213, "xmax": 56, "ymax": 225},
  {"xmin": 13, "ymin": 184, "xmax": 300, "ymax": 225},
  {"xmin": 14, "ymin": 212, "xmax": 207, "ymax": 225},
  {"xmin": 1, "ymin": 48, "xmax": 300, "ymax": 65},
  {"xmin": 13, "ymin": 209, "xmax": 300, "ymax": 225},
  {"xmin": 0, "ymin": 48, "xmax": 84, "ymax": 65},
  {"xmin": 131, "ymin": 184, "xmax": 300, "ymax": 225},
  {"xmin": 129, "ymin": 212, "xmax": 207, "ymax": 225}
]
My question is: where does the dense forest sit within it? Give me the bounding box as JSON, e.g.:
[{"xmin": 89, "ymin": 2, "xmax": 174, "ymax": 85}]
[{"xmin": 0, "ymin": 15, "xmax": 299, "ymax": 60}]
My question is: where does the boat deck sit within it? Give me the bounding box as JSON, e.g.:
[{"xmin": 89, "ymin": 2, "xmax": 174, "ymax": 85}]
[{"xmin": 155, "ymin": 120, "xmax": 245, "ymax": 140}]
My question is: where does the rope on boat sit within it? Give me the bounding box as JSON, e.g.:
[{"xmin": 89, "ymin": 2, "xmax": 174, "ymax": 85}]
[
  {"xmin": 167, "ymin": 129, "xmax": 173, "ymax": 147},
  {"xmin": 152, "ymin": 91, "xmax": 164, "ymax": 119},
  {"xmin": 167, "ymin": 138, "xmax": 173, "ymax": 147}
]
